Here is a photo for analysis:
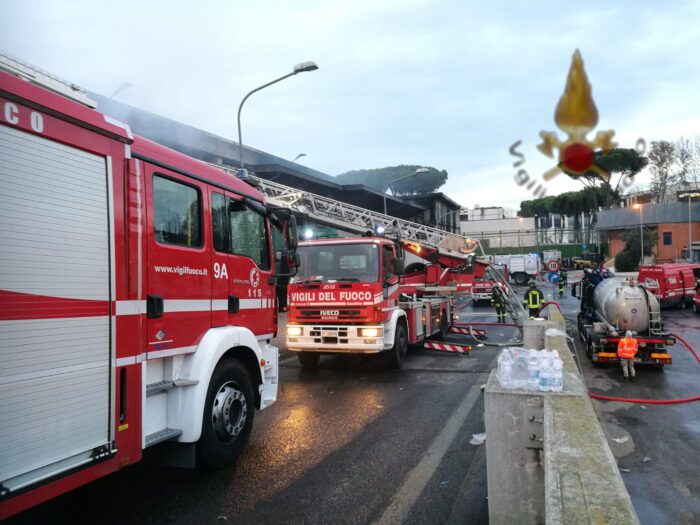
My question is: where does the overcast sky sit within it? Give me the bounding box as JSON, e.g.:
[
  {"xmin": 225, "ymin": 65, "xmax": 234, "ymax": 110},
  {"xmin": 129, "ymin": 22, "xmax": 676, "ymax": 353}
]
[{"xmin": 2, "ymin": 1, "xmax": 700, "ymax": 210}]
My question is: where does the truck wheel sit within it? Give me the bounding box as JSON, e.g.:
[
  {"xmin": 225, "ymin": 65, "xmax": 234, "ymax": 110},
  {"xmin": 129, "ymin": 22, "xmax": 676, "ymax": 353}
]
[
  {"xmin": 298, "ymin": 352, "xmax": 321, "ymax": 369},
  {"xmin": 514, "ymin": 273, "xmax": 529, "ymax": 286},
  {"xmin": 577, "ymin": 314, "xmax": 586, "ymax": 343},
  {"xmin": 197, "ymin": 359, "xmax": 255, "ymax": 469},
  {"xmin": 437, "ymin": 312, "xmax": 449, "ymax": 341},
  {"xmin": 694, "ymin": 302, "xmax": 699, "ymax": 314},
  {"xmin": 388, "ymin": 319, "xmax": 408, "ymax": 369}
]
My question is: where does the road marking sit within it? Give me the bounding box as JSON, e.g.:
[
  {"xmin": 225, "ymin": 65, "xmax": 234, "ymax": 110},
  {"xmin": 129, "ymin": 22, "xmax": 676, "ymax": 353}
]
[{"xmin": 375, "ymin": 384, "xmax": 483, "ymax": 525}]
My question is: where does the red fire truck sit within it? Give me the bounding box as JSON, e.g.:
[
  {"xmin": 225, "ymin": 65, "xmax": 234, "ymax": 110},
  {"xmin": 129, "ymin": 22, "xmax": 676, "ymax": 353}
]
[
  {"xmin": 286, "ymin": 237, "xmax": 454, "ymax": 368},
  {"xmin": 638, "ymin": 263, "xmax": 700, "ymax": 308},
  {"xmin": 471, "ymin": 264, "xmax": 509, "ymax": 306},
  {"xmin": 0, "ymin": 55, "xmax": 297, "ymax": 518}
]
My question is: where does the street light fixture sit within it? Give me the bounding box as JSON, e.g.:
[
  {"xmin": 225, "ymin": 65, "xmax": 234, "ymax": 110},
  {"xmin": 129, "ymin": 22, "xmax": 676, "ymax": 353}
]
[
  {"xmin": 237, "ymin": 61, "xmax": 319, "ymax": 177},
  {"xmin": 632, "ymin": 203, "xmax": 643, "ymax": 266},
  {"xmin": 292, "ymin": 153, "xmax": 307, "ymax": 162},
  {"xmin": 679, "ymin": 192, "xmax": 700, "ymax": 261},
  {"xmin": 383, "ymin": 167, "xmax": 430, "ymax": 215}
]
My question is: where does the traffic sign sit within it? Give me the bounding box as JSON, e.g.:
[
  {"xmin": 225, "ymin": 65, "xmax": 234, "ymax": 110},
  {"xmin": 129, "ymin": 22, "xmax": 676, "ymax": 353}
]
[
  {"xmin": 548, "ymin": 272, "xmax": 560, "ymax": 283},
  {"xmin": 547, "ymin": 260, "xmax": 560, "ymax": 272}
]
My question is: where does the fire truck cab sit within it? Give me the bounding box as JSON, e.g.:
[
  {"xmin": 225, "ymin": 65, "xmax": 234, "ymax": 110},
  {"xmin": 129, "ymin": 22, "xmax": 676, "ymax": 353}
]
[
  {"xmin": 0, "ymin": 55, "xmax": 297, "ymax": 518},
  {"xmin": 286, "ymin": 237, "xmax": 452, "ymax": 368}
]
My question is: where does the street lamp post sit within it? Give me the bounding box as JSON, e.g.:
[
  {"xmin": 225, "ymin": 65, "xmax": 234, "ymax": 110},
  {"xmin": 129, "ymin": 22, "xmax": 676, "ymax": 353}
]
[
  {"xmin": 292, "ymin": 153, "xmax": 307, "ymax": 163},
  {"xmin": 383, "ymin": 167, "xmax": 429, "ymax": 215},
  {"xmin": 633, "ymin": 203, "xmax": 643, "ymax": 266},
  {"xmin": 237, "ymin": 61, "xmax": 318, "ymax": 175},
  {"xmin": 679, "ymin": 192, "xmax": 699, "ymax": 261}
]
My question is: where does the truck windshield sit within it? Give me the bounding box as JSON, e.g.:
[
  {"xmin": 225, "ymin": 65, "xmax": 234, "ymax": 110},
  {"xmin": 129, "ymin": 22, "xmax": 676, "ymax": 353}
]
[{"xmin": 294, "ymin": 243, "xmax": 379, "ymax": 283}]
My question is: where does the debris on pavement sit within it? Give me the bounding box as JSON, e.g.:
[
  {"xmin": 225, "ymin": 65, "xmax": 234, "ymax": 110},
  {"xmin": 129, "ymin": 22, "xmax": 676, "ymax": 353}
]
[
  {"xmin": 470, "ymin": 433, "xmax": 486, "ymax": 445},
  {"xmin": 612, "ymin": 436, "xmax": 629, "ymax": 444}
]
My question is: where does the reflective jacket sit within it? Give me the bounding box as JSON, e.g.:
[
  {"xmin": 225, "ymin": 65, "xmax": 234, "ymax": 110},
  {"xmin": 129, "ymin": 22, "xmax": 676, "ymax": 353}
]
[
  {"xmin": 617, "ymin": 337, "xmax": 639, "ymax": 359},
  {"xmin": 523, "ymin": 289, "xmax": 544, "ymax": 309}
]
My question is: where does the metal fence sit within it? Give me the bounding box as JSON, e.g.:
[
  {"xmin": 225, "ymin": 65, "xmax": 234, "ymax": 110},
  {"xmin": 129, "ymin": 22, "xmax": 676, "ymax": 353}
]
[{"xmin": 471, "ymin": 228, "xmax": 599, "ymax": 250}]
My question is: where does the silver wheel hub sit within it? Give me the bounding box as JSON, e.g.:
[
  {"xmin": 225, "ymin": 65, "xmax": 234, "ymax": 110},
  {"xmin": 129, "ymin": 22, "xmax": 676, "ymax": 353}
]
[{"xmin": 211, "ymin": 381, "xmax": 247, "ymax": 443}]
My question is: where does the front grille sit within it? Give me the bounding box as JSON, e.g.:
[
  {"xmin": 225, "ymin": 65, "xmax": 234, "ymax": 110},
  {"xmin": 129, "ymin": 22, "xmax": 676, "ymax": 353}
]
[
  {"xmin": 309, "ymin": 326, "xmax": 350, "ymax": 345},
  {"xmin": 297, "ymin": 307, "xmax": 364, "ymax": 322}
]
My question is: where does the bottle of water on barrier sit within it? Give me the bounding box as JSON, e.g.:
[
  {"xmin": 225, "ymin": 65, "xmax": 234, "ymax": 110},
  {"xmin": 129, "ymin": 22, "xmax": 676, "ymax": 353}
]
[
  {"xmin": 551, "ymin": 352, "xmax": 563, "ymax": 392},
  {"xmin": 539, "ymin": 352, "xmax": 551, "ymax": 392},
  {"xmin": 527, "ymin": 349, "xmax": 539, "ymax": 390},
  {"xmin": 497, "ymin": 349, "xmax": 513, "ymax": 388}
]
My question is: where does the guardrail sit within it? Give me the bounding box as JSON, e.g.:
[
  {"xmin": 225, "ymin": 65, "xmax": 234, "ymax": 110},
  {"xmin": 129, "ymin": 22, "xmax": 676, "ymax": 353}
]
[{"xmin": 484, "ymin": 307, "xmax": 639, "ymax": 524}]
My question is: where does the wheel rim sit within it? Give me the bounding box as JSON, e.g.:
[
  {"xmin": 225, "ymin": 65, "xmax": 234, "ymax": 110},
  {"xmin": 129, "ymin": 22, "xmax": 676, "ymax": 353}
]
[{"xmin": 211, "ymin": 381, "xmax": 247, "ymax": 444}]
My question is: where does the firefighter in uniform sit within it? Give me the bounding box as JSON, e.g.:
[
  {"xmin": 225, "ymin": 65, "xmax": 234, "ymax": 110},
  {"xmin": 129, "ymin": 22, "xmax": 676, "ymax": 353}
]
[
  {"xmin": 523, "ymin": 281, "xmax": 544, "ymax": 319},
  {"xmin": 558, "ymin": 268, "xmax": 568, "ymax": 296},
  {"xmin": 617, "ymin": 330, "xmax": 638, "ymax": 380},
  {"xmin": 491, "ymin": 284, "xmax": 506, "ymax": 323}
]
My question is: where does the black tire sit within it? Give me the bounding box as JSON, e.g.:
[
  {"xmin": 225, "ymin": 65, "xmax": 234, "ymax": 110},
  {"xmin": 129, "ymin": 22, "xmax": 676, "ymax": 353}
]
[
  {"xmin": 298, "ymin": 352, "xmax": 321, "ymax": 369},
  {"xmin": 694, "ymin": 302, "xmax": 699, "ymax": 314},
  {"xmin": 577, "ymin": 314, "xmax": 586, "ymax": 343},
  {"xmin": 514, "ymin": 273, "xmax": 529, "ymax": 286},
  {"xmin": 437, "ymin": 312, "xmax": 448, "ymax": 341},
  {"xmin": 197, "ymin": 359, "xmax": 255, "ymax": 469},
  {"xmin": 585, "ymin": 335, "xmax": 593, "ymax": 360},
  {"xmin": 388, "ymin": 319, "xmax": 408, "ymax": 369},
  {"xmin": 651, "ymin": 363, "xmax": 665, "ymax": 371}
]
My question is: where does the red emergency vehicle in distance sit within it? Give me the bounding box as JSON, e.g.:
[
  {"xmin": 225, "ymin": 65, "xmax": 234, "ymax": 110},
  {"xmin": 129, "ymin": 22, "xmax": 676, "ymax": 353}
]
[
  {"xmin": 638, "ymin": 263, "xmax": 700, "ymax": 308},
  {"xmin": 471, "ymin": 264, "xmax": 509, "ymax": 306},
  {"xmin": 0, "ymin": 55, "xmax": 297, "ymax": 519},
  {"xmin": 286, "ymin": 237, "xmax": 453, "ymax": 369}
]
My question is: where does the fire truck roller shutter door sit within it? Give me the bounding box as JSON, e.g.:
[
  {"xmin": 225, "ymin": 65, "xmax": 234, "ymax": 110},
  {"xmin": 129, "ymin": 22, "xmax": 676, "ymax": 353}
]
[
  {"xmin": 164, "ymin": 326, "xmax": 273, "ymax": 443},
  {"xmin": 0, "ymin": 125, "xmax": 112, "ymax": 491},
  {"xmin": 382, "ymin": 310, "xmax": 407, "ymax": 350}
]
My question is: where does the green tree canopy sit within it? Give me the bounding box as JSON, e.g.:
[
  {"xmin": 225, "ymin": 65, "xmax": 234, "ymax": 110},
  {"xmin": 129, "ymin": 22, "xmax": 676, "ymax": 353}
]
[
  {"xmin": 519, "ymin": 185, "xmax": 620, "ymax": 218},
  {"xmin": 572, "ymin": 148, "xmax": 648, "ymax": 190},
  {"xmin": 336, "ymin": 165, "xmax": 448, "ymax": 195}
]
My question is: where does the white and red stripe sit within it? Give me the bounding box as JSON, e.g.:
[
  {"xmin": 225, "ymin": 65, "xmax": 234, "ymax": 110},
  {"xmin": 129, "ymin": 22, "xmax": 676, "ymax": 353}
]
[
  {"xmin": 424, "ymin": 341, "xmax": 471, "ymax": 354},
  {"xmin": 450, "ymin": 326, "xmax": 488, "ymax": 337}
]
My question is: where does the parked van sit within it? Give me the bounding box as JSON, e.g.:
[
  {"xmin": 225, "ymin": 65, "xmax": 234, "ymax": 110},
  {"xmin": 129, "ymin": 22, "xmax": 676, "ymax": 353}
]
[{"xmin": 638, "ymin": 263, "xmax": 700, "ymax": 307}]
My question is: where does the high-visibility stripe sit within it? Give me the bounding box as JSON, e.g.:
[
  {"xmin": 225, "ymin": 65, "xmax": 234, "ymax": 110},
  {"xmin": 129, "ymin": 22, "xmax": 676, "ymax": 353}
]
[
  {"xmin": 450, "ymin": 326, "xmax": 487, "ymax": 337},
  {"xmin": 424, "ymin": 341, "xmax": 471, "ymax": 353}
]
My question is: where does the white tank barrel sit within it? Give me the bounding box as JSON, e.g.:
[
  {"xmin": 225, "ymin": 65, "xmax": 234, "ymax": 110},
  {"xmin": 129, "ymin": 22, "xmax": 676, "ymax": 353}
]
[{"xmin": 592, "ymin": 277, "xmax": 657, "ymax": 333}]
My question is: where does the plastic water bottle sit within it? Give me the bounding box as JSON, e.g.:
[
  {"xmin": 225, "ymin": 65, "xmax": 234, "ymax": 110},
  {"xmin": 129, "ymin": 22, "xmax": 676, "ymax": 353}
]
[
  {"xmin": 527, "ymin": 350, "xmax": 540, "ymax": 390},
  {"xmin": 498, "ymin": 350, "xmax": 513, "ymax": 388},
  {"xmin": 551, "ymin": 353, "xmax": 563, "ymax": 392},
  {"xmin": 539, "ymin": 352, "xmax": 551, "ymax": 392}
]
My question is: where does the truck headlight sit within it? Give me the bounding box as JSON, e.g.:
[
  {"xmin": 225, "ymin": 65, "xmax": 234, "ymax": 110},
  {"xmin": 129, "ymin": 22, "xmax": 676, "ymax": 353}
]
[
  {"xmin": 360, "ymin": 328, "xmax": 380, "ymax": 337},
  {"xmin": 287, "ymin": 326, "xmax": 302, "ymax": 336}
]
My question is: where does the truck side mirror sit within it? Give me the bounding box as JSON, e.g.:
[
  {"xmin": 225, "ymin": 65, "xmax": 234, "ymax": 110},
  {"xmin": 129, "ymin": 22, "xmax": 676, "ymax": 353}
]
[
  {"xmin": 394, "ymin": 258, "xmax": 405, "ymax": 275},
  {"xmin": 285, "ymin": 215, "xmax": 298, "ymax": 251}
]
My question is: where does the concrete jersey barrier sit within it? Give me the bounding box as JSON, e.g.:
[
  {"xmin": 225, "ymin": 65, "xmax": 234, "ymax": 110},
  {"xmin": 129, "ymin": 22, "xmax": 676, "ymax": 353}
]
[{"xmin": 484, "ymin": 307, "xmax": 639, "ymax": 525}]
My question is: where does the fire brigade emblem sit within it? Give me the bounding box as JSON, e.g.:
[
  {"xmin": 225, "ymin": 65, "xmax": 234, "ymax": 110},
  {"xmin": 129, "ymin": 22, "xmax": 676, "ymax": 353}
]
[
  {"xmin": 250, "ymin": 267, "xmax": 260, "ymax": 288},
  {"xmin": 537, "ymin": 49, "xmax": 617, "ymax": 182}
]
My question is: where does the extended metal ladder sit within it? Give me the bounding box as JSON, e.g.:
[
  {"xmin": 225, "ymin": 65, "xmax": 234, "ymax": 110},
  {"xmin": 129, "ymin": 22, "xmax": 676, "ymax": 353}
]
[{"xmin": 212, "ymin": 164, "xmax": 479, "ymax": 257}]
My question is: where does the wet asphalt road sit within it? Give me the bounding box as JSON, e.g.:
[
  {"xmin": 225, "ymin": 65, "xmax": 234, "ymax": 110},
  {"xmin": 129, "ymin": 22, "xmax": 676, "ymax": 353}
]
[{"xmin": 9, "ymin": 305, "xmax": 519, "ymax": 525}]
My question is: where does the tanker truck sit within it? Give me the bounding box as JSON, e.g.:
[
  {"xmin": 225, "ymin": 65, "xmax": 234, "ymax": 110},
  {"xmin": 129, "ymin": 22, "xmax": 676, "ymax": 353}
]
[{"xmin": 572, "ymin": 271, "xmax": 676, "ymax": 368}]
